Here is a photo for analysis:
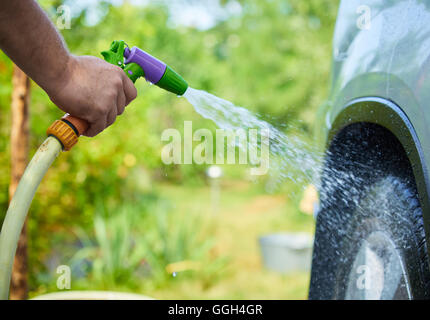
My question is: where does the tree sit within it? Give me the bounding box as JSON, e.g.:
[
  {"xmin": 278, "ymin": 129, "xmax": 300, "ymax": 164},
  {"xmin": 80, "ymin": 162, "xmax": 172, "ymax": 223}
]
[{"xmin": 8, "ymin": 65, "xmax": 30, "ymax": 300}]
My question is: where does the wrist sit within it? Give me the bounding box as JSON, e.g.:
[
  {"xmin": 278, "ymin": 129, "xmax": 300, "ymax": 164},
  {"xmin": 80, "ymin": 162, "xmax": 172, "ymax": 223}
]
[{"xmin": 39, "ymin": 53, "xmax": 75, "ymax": 95}]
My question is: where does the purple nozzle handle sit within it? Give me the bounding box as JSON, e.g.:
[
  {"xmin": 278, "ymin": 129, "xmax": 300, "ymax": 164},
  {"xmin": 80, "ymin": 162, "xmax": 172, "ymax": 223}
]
[{"xmin": 124, "ymin": 47, "xmax": 166, "ymax": 84}]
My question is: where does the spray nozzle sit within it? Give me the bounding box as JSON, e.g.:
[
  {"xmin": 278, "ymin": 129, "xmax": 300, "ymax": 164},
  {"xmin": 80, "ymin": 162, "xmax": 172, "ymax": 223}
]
[{"xmin": 101, "ymin": 40, "xmax": 188, "ymax": 96}]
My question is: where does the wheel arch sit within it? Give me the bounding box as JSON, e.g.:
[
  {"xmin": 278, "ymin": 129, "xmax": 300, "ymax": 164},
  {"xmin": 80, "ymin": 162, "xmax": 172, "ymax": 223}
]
[{"xmin": 324, "ymin": 97, "xmax": 430, "ymax": 256}]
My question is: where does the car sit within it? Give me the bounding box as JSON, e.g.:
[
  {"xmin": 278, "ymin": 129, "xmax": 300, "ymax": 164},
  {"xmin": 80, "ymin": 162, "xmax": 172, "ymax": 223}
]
[{"xmin": 309, "ymin": 0, "xmax": 430, "ymax": 299}]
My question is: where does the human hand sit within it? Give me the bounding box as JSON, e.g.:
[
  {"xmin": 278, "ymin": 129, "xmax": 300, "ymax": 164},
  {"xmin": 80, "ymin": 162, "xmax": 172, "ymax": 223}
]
[{"xmin": 44, "ymin": 55, "xmax": 137, "ymax": 137}]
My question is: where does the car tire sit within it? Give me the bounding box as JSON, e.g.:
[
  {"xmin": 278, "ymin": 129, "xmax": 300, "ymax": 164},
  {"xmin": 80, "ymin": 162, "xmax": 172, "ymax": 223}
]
[{"xmin": 309, "ymin": 175, "xmax": 430, "ymax": 299}]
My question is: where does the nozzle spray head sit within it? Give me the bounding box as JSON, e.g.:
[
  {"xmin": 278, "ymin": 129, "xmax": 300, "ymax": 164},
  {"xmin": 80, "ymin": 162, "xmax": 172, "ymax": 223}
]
[{"xmin": 102, "ymin": 40, "xmax": 188, "ymax": 96}]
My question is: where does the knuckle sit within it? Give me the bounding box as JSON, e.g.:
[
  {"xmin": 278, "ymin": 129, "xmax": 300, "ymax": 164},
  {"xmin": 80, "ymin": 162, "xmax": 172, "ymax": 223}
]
[
  {"xmin": 113, "ymin": 77, "xmax": 123, "ymax": 89},
  {"xmin": 95, "ymin": 105, "xmax": 107, "ymax": 116},
  {"xmin": 107, "ymin": 90, "xmax": 117, "ymax": 101}
]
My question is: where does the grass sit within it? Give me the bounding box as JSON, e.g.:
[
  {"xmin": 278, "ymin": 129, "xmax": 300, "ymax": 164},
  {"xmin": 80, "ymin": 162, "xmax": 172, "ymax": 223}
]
[
  {"xmin": 30, "ymin": 176, "xmax": 315, "ymax": 300},
  {"xmin": 145, "ymin": 178, "xmax": 315, "ymax": 299}
]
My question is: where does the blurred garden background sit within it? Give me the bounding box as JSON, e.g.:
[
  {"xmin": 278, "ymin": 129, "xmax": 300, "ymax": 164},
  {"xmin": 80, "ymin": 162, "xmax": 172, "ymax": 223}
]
[{"xmin": 0, "ymin": 0, "xmax": 338, "ymax": 299}]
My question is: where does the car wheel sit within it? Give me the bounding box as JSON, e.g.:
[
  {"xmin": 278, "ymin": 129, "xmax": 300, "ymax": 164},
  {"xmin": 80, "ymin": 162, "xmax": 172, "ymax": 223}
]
[{"xmin": 309, "ymin": 175, "xmax": 430, "ymax": 299}]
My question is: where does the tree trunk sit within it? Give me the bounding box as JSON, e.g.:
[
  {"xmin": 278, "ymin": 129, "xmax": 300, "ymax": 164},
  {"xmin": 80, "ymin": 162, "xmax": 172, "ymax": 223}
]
[{"xmin": 9, "ymin": 65, "xmax": 30, "ymax": 300}]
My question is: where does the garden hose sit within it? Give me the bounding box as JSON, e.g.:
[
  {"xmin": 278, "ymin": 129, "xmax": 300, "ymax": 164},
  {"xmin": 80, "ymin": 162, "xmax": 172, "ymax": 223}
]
[{"xmin": 0, "ymin": 40, "xmax": 188, "ymax": 299}]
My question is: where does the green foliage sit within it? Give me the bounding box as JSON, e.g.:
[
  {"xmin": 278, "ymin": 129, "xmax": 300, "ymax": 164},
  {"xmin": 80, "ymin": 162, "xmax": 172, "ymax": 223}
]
[
  {"xmin": 70, "ymin": 199, "xmax": 225, "ymax": 291},
  {"xmin": 71, "ymin": 204, "xmax": 149, "ymax": 290}
]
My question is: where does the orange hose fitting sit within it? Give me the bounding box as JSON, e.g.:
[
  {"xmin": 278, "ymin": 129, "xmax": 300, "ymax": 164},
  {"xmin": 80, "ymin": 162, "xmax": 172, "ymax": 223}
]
[
  {"xmin": 46, "ymin": 114, "xmax": 89, "ymax": 151},
  {"xmin": 46, "ymin": 120, "xmax": 79, "ymax": 151}
]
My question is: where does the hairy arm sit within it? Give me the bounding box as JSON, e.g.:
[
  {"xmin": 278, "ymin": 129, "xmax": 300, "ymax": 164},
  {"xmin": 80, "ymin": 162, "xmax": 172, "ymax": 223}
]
[
  {"xmin": 0, "ymin": 0, "xmax": 70, "ymax": 89},
  {"xmin": 0, "ymin": 0, "xmax": 137, "ymax": 136}
]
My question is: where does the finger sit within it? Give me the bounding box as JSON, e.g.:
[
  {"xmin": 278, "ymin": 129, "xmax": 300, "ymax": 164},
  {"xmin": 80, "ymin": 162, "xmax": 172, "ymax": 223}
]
[
  {"xmin": 117, "ymin": 86, "xmax": 126, "ymax": 115},
  {"xmin": 106, "ymin": 107, "xmax": 117, "ymax": 127},
  {"xmin": 84, "ymin": 117, "xmax": 108, "ymax": 137},
  {"xmin": 121, "ymin": 72, "xmax": 138, "ymax": 105}
]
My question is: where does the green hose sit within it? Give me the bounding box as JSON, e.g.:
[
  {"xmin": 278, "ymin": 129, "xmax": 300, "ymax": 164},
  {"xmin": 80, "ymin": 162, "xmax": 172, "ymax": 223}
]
[{"xmin": 0, "ymin": 136, "xmax": 62, "ymax": 299}]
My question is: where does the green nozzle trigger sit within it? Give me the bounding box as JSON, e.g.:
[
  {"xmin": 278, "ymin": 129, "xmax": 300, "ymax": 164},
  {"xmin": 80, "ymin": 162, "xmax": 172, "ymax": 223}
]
[{"xmin": 101, "ymin": 40, "xmax": 144, "ymax": 84}]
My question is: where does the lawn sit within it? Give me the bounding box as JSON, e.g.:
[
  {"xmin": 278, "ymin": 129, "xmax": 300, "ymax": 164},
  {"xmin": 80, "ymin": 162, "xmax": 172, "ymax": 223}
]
[
  {"xmin": 146, "ymin": 179, "xmax": 315, "ymax": 300},
  {"xmin": 29, "ymin": 175, "xmax": 315, "ymax": 300}
]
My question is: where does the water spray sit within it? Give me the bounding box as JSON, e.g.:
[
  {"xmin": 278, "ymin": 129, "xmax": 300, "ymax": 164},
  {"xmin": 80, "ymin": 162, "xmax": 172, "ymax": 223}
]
[{"xmin": 0, "ymin": 40, "xmax": 188, "ymax": 299}]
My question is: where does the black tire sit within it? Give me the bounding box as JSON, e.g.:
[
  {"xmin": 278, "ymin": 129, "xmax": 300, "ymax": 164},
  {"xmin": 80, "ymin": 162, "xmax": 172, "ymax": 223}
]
[{"xmin": 309, "ymin": 123, "xmax": 430, "ymax": 300}]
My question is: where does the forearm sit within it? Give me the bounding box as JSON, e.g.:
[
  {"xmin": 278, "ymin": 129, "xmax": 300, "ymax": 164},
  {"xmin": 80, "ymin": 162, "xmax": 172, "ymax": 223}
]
[
  {"xmin": 0, "ymin": 0, "xmax": 70, "ymax": 90},
  {"xmin": 0, "ymin": 0, "xmax": 137, "ymax": 137}
]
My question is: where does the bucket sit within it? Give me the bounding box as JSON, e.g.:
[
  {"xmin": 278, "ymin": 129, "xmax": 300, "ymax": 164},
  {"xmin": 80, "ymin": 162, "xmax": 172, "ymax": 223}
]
[{"xmin": 259, "ymin": 232, "xmax": 313, "ymax": 273}]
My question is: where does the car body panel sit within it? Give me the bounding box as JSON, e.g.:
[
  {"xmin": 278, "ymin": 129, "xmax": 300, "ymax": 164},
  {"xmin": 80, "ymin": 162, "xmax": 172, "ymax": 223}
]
[
  {"xmin": 320, "ymin": 0, "xmax": 430, "ymax": 254},
  {"xmin": 321, "ymin": 0, "xmax": 430, "ymax": 161}
]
